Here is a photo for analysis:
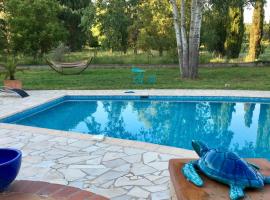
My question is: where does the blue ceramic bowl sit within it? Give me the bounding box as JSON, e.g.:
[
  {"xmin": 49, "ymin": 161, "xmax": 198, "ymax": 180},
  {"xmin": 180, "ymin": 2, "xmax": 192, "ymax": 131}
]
[{"xmin": 0, "ymin": 148, "xmax": 22, "ymax": 191}]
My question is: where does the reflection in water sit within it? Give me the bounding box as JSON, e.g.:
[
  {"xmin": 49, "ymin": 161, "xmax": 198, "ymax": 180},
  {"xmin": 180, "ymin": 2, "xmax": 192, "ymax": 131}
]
[
  {"xmin": 244, "ymin": 103, "xmax": 256, "ymax": 128},
  {"xmin": 256, "ymin": 104, "xmax": 270, "ymax": 159},
  {"xmin": 15, "ymin": 100, "xmax": 270, "ymax": 159}
]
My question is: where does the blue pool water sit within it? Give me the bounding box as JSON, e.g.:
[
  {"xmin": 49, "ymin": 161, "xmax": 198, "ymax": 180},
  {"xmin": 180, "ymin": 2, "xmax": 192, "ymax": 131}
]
[{"xmin": 2, "ymin": 96, "xmax": 270, "ymax": 159}]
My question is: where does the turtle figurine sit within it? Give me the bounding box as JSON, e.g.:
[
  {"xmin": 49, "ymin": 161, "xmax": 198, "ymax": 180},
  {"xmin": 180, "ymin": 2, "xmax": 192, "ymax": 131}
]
[{"xmin": 182, "ymin": 140, "xmax": 270, "ymax": 200}]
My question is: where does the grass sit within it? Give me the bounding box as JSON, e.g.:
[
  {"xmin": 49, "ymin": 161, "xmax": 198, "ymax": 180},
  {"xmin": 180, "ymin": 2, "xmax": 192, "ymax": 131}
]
[
  {"xmin": 2, "ymin": 66, "xmax": 270, "ymax": 90},
  {"xmin": 63, "ymin": 50, "xmax": 179, "ymax": 65},
  {"xmin": 1, "ymin": 42, "xmax": 269, "ymax": 66}
]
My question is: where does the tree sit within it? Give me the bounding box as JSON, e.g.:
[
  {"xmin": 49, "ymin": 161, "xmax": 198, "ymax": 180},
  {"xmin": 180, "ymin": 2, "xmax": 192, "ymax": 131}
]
[
  {"xmin": 263, "ymin": 21, "xmax": 270, "ymax": 41},
  {"xmin": 80, "ymin": 3, "xmax": 98, "ymax": 47},
  {"xmin": 136, "ymin": 0, "xmax": 175, "ymax": 56},
  {"xmin": 225, "ymin": 2, "xmax": 245, "ymax": 58},
  {"xmin": 95, "ymin": 0, "xmax": 131, "ymax": 53},
  {"xmin": 126, "ymin": 0, "xmax": 141, "ymax": 54},
  {"xmin": 201, "ymin": 2, "xmax": 229, "ymax": 55},
  {"xmin": 0, "ymin": 0, "xmax": 8, "ymax": 54},
  {"xmin": 58, "ymin": 0, "xmax": 92, "ymax": 51},
  {"xmin": 170, "ymin": 0, "xmax": 205, "ymax": 79},
  {"xmin": 0, "ymin": 10, "xmax": 7, "ymax": 54},
  {"xmin": 246, "ymin": 0, "xmax": 265, "ymax": 61},
  {"xmin": 4, "ymin": 0, "xmax": 66, "ymax": 58}
]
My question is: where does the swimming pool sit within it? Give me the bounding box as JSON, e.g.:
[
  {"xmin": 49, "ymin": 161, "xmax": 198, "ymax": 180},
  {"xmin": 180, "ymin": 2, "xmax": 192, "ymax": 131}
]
[{"xmin": 1, "ymin": 95, "xmax": 270, "ymax": 159}]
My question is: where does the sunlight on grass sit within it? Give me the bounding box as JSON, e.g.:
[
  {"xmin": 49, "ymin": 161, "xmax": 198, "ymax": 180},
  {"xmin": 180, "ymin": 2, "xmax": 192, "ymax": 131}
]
[
  {"xmin": 1, "ymin": 44, "xmax": 269, "ymax": 66},
  {"xmin": 1, "ymin": 67, "xmax": 269, "ymax": 90}
]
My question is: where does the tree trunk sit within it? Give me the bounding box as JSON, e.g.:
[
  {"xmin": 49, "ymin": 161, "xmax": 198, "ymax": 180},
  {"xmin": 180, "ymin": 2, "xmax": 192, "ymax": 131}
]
[
  {"xmin": 159, "ymin": 47, "xmax": 163, "ymax": 56},
  {"xmin": 189, "ymin": 0, "xmax": 203, "ymax": 79},
  {"xmin": 247, "ymin": 0, "xmax": 264, "ymax": 61},
  {"xmin": 180, "ymin": 0, "xmax": 189, "ymax": 78},
  {"xmin": 170, "ymin": 0, "xmax": 204, "ymax": 79},
  {"xmin": 170, "ymin": 0, "xmax": 183, "ymax": 77},
  {"xmin": 134, "ymin": 47, "xmax": 138, "ymax": 55}
]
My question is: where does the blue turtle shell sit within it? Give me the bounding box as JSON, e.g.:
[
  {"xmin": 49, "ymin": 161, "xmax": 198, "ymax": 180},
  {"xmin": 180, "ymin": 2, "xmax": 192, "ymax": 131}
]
[{"xmin": 197, "ymin": 149, "xmax": 264, "ymax": 188}]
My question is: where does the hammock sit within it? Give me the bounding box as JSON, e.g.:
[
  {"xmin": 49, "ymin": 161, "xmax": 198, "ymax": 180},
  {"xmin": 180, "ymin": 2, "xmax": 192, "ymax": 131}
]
[{"xmin": 46, "ymin": 57, "xmax": 93, "ymax": 75}]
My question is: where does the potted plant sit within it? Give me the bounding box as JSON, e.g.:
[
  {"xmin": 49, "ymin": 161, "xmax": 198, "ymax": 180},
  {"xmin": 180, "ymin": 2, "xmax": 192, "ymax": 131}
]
[{"xmin": 0, "ymin": 56, "xmax": 22, "ymax": 89}]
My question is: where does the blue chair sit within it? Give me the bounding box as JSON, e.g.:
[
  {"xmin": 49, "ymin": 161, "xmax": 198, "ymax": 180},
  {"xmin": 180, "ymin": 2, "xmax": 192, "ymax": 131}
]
[
  {"xmin": 131, "ymin": 67, "xmax": 145, "ymax": 84},
  {"xmin": 148, "ymin": 75, "xmax": 157, "ymax": 84}
]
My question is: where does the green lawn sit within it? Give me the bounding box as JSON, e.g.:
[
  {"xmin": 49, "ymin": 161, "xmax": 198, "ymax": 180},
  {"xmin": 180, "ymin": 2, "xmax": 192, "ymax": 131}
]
[
  {"xmin": 1, "ymin": 43, "xmax": 269, "ymax": 66},
  {"xmin": 2, "ymin": 66, "xmax": 270, "ymax": 90}
]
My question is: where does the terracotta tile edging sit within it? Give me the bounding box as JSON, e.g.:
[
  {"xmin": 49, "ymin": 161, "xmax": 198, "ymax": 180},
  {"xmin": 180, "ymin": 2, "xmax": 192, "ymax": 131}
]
[{"xmin": 0, "ymin": 180, "xmax": 108, "ymax": 200}]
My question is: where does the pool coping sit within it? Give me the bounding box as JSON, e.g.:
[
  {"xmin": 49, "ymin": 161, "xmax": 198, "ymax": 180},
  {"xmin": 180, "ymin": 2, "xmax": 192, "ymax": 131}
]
[
  {"xmin": 0, "ymin": 123, "xmax": 198, "ymax": 158},
  {"xmin": 3, "ymin": 94, "xmax": 270, "ymax": 123},
  {"xmin": 2, "ymin": 89, "xmax": 270, "ymax": 120},
  {"xmin": 2, "ymin": 89, "xmax": 270, "ymax": 156}
]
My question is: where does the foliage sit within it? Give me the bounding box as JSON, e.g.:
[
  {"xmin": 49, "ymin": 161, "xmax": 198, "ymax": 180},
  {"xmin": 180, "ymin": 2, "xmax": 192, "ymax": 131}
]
[
  {"xmin": 58, "ymin": 0, "xmax": 90, "ymax": 9},
  {"xmin": 0, "ymin": 18, "xmax": 7, "ymax": 54},
  {"xmin": 49, "ymin": 43, "xmax": 70, "ymax": 62},
  {"xmin": 126, "ymin": 0, "xmax": 141, "ymax": 54},
  {"xmin": 136, "ymin": 0, "xmax": 175, "ymax": 56},
  {"xmin": 225, "ymin": 3, "xmax": 245, "ymax": 58},
  {"xmin": 0, "ymin": 1, "xmax": 3, "ymax": 12},
  {"xmin": 0, "ymin": 0, "xmax": 268, "ymax": 64},
  {"xmin": 0, "ymin": 56, "xmax": 20, "ymax": 80},
  {"xmin": 4, "ymin": 0, "xmax": 67, "ymax": 58},
  {"xmin": 263, "ymin": 23, "xmax": 270, "ymax": 41},
  {"xmin": 0, "ymin": 1, "xmax": 7, "ymax": 54},
  {"xmin": 202, "ymin": 0, "xmax": 249, "ymax": 58},
  {"xmin": 58, "ymin": 0, "xmax": 94, "ymax": 51},
  {"xmin": 80, "ymin": 4, "xmax": 98, "ymax": 47},
  {"xmin": 201, "ymin": 3, "xmax": 229, "ymax": 55},
  {"xmin": 95, "ymin": 0, "xmax": 131, "ymax": 53},
  {"xmin": 246, "ymin": 0, "xmax": 265, "ymax": 61}
]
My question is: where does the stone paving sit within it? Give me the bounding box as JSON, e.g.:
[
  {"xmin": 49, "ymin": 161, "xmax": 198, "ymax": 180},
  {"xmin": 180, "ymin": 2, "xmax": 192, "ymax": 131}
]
[
  {"xmin": 0, "ymin": 123, "xmax": 196, "ymax": 200},
  {"xmin": 1, "ymin": 90, "xmax": 270, "ymax": 199}
]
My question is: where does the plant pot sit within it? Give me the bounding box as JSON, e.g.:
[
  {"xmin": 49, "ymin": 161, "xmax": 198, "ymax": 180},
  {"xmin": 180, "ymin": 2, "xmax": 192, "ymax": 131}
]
[
  {"xmin": 0, "ymin": 148, "xmax": 22, "ymax": 191},
  {"xmin": 3, "ymin": 80, "xmax": 22, "ymax": 89}
]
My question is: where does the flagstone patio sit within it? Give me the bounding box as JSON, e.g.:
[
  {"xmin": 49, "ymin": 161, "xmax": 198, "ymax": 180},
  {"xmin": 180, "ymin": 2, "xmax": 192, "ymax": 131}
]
[{"xmin": 0, "ymin": 123, "xmax": 196, "ymax": 200}]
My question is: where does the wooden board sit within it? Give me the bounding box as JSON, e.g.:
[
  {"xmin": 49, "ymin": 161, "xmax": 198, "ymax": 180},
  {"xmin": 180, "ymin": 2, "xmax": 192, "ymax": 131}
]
[{"xmin": 169, "ymin": 159, "xmax": 270, "ymax": 200}]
